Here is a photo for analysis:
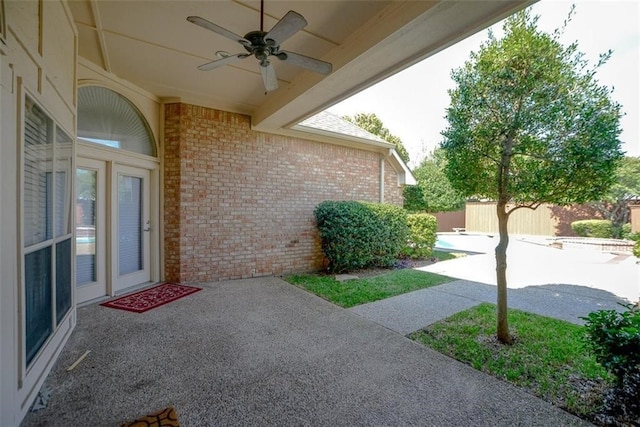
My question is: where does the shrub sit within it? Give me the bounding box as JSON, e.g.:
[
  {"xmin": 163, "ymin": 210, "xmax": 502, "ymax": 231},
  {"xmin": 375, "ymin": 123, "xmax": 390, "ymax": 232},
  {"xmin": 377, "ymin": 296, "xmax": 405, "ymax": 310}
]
[
  {"xmin": 620, "ymin": 223, "xmax": 632, "ymax": 240},
  {"xmin": 403, "ymin": 185, "xmax": 426, "ymax": 212},
  {"xmin": 628, "ymin": 232, "xmax": 640, "ymax": 258},
  {"xmin": 362, "ymin": 202, "xmax": 410, "ymax": 266},
  {"xmin": 581, "ymin": 304, "xmax": 640, "ymax": 385},
  {"xmin": 314, "ymin": 201, "xmax": 409, "ymax": 273},
  {"xmin": 402, "ymin": 213, "xmax": 438, "ymax": 258},
  {"xmin": 571, "ymin": 219, "xmax": 613, "ymax": 238}
]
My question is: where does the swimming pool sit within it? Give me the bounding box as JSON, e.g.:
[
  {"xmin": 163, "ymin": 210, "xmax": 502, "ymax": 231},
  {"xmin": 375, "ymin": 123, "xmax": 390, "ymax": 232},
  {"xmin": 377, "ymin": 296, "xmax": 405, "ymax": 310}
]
[
  {"xmin": 434, "ymin": 238, "xmax": 454, "ymax": 249},
  {"xmin": 433, "ymin": 233, "xmax": 498, "ymax": 254}
]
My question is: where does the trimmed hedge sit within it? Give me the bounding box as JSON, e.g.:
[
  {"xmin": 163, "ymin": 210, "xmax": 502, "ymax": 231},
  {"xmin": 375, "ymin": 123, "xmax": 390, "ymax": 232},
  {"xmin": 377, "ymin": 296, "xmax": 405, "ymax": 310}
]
[
  {"xmin": 571, "ymin": 219, "xmax": 613, "ymax": 238},
  {"xmin": 402, "ymin": 213, "xmax": 438, "ymax": 258},
  {"xmin": 314, "ymin": 201, "xmax": 409, "ymax": 273}
]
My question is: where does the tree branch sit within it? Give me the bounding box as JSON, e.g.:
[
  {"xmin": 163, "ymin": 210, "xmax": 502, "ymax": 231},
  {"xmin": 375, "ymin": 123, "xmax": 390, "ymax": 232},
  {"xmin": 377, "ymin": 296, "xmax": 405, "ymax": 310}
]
[{"xmin": 507, "ymin": 202, "xmax": 542, "ymax": 214}]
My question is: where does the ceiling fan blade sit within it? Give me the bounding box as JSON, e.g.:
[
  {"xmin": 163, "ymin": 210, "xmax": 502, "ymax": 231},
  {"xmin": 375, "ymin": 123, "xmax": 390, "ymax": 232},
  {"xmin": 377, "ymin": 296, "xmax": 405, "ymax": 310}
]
[
  {"xmin": 187, "ymin": 16, "xmax": 250, "ymax": 46},
  {"xmin": 197, "ymin": 53, "xmax": 249, "ymax": 71},
  {"xmin": 265, "ymin": 11, "xmax": 307, "ymax": 46},
  {"xmin": 260, "ymin": 61, "xmax": 278, "ymax": 92},
  {"xmin": 278, "ymin": 51, "xmax": 332, "ymax": 75}
]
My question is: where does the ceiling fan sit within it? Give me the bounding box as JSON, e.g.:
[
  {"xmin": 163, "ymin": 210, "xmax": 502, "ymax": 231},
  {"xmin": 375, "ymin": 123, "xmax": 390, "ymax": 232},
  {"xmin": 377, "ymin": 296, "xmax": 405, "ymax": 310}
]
[{"xmin": 187, "ymin": 1, "xmax": 333, "ymax": 92}]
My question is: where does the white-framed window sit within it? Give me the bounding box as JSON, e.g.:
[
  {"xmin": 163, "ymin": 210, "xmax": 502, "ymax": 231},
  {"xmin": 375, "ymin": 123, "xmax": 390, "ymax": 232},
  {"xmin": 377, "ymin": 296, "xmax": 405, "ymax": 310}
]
[
  {"xmin": 22, "ymin": 96, "xmax": 73, "ymax": 367},
  {"xmin": 77, "ymin": 86, "xmax": 156, "ymax": 156}
]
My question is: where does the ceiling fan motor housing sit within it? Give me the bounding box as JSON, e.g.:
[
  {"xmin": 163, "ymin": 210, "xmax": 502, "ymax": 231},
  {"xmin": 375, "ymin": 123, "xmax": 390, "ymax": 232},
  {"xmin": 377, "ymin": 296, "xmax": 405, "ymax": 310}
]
[{"xmin": 243, "ymin": 31, "xmax": 282, "ymax": 62}]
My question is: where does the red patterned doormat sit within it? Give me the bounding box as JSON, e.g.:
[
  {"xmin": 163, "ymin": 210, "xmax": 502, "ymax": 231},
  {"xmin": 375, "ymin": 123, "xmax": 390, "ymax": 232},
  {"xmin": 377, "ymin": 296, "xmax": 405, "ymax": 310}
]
[{"xmin": 101, "ymin": 283, "xmax": 202, "ymax": 313}]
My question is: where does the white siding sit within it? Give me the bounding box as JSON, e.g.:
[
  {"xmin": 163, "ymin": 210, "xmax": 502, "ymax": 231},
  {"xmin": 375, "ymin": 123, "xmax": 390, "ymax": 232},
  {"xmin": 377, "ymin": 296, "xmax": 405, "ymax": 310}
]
[{"xmin": 0, "ymin": 1, "xmax": 77, "ymax": 425}]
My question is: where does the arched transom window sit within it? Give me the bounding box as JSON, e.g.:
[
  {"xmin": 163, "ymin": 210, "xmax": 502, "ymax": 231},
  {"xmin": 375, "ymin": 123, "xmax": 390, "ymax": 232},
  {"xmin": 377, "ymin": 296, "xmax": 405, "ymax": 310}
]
[{"xmin": 77, "ymin": 86, "xmax": 156, "ymax": 157}]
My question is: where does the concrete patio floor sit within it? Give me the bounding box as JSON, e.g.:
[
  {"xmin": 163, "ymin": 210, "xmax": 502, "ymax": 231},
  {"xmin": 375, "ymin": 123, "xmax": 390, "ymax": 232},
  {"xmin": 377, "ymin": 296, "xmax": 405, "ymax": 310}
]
[{"xmin": 21, "ymin": 277, "xmax": 587, "ymax": 427}]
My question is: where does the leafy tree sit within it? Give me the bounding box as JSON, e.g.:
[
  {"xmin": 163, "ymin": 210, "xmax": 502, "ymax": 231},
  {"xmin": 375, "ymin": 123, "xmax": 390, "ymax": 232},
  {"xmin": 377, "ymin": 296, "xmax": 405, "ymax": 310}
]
[
  {"xmin": 441, "ymin": 9, "xmax": 623, "ymax": 343},
  {"xmin": 76, "ymin": 169, "xmax": 96, "ymax": 199},
  {"xmin": 589, "ymin": 156, "xmax": 640, "ymax": 236},
  {"xmin": 406, "ymin": 148, "xmax": 466, "ymax": 212},
  {"xmin": 344, "ymin": 113, "xmax": 410, "ymax": 164}
]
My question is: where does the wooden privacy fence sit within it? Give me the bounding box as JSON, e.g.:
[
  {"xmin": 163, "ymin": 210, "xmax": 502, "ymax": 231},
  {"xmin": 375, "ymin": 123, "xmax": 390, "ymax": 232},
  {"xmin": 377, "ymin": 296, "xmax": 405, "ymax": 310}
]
[
  {"xmin": 631, "ymin": 204, "xmax": 640, "ymax": 233},
  {"xmin": 464, "ymin": 202, "xmax": 604, "ymax": 237},
  {"xmin": 433, "ymin": 209, "xmax": 466, "ymax": 232}
]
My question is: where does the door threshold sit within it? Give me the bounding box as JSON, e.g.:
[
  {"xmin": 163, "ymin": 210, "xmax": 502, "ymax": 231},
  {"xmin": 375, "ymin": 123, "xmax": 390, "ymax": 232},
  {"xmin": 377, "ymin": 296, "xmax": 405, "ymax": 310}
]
[{"xmin": 113, "ymin": 281, "xmax": 158, "ymax": 297}]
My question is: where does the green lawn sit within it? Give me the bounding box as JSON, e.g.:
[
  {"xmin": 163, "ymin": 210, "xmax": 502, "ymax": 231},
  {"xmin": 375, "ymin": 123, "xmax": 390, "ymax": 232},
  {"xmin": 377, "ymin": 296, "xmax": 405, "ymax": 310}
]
[
  {"xmin": 410, "ymin": 303, "xmax": 613, "ymax": 419},
  {"xmin": 285, "ymin": 269, "xmax": 452, "ymax": 308}
]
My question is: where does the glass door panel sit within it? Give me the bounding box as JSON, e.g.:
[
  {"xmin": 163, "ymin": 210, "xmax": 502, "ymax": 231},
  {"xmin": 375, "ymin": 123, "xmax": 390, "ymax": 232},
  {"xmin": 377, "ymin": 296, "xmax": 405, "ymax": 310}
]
[
  {"xmin": 112, "ymin": 165, "xmax": 150, "ymax": 292},
  {"xmin": 75, "ymin": 160, "xmax": 106, "ymax": 303},
  {"xmin": 76, "ymin": 168, "xmax": 97, "ymax": 285},
  {"xmin": 118, "ymin": 175, "xmax": 143, "ymax": 275}
]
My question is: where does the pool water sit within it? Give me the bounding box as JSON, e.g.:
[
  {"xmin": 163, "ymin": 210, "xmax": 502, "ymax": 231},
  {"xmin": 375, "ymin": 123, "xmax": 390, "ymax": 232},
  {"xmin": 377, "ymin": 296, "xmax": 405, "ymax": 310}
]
[{"xmin": 435, "ymin": 238, "xmax": 454, "ymax": 249}]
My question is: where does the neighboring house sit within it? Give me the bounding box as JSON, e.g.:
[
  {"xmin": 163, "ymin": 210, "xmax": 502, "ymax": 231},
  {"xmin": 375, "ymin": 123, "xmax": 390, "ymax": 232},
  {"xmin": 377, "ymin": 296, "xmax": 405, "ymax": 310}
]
[{"xmin": 0, "ymin": 1, "xmax": 529, "ymax": 424}]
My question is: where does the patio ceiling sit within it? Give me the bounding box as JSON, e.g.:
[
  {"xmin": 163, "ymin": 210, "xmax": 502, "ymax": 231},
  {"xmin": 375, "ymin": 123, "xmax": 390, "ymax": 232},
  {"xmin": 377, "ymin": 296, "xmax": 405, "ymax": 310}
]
[{"xmin": 69, "ymin": 0, "xmax": 534, "ymax": 133}]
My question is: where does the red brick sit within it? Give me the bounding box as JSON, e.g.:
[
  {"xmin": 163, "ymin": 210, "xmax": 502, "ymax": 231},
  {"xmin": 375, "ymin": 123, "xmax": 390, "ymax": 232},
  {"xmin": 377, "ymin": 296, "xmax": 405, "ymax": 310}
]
[{"xmin": 163, "ymin": 103, "xmax": 404, "ymax": 283}]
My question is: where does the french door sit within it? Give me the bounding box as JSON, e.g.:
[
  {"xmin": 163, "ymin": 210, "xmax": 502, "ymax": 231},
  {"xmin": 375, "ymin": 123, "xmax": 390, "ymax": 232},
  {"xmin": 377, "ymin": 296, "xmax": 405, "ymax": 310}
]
[
  {"xmin": 75, "ymin": 159, "xmax": 106, "ymax": 302},
  {"xmin": 75, "ymin": 159, "xmax": 152, "ymax": 303},
  {"xmin": 112, "ymin": 164, "xmax": 151, "ymax": 292}
]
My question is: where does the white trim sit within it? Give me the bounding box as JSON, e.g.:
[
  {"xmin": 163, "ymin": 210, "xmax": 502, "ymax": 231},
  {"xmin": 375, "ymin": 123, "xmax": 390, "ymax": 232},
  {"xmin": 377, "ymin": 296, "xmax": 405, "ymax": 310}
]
[
  {"xmin": 77, "ymin": 141, "xmax": 158, "ymax": 169},
  {"xmin": 0, "ymin": 45, "xmax": 18, "ymax": 427},
  {"xmin": 287, "ymin": 125, "xmax": 416, "ymax": 186},
  {"xmin": 289, "ymin": 124, "xmax": 394, "ymax": 151},
  {"xmin": 388, "ymin": 150, "xmax": 417, "ymax": 186}
]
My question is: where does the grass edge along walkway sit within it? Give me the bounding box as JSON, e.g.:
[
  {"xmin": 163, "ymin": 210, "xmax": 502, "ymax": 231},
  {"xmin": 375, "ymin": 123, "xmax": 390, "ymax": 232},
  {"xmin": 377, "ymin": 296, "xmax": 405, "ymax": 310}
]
[
  {"xmin": 410, "ymin": 302, "xmax": 614, "ymax": 420},
  {"xmin": 284, "ymin": 268, "xmax": 452, "ymax": 308}
]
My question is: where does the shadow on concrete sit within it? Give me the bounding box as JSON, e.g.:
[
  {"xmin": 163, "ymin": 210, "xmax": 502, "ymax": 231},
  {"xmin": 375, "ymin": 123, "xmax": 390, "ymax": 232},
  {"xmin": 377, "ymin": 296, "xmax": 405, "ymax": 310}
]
[{"xmin": 505, "ymin": 283, "xmax": 630, "ymax": 325}]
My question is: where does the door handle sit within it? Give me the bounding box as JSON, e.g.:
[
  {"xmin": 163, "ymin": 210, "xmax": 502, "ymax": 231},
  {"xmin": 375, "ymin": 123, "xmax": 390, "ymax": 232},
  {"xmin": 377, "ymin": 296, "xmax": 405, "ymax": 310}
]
[{"xmin": 143, "ymin": 220, "xmax": 151, "ymax": 232}]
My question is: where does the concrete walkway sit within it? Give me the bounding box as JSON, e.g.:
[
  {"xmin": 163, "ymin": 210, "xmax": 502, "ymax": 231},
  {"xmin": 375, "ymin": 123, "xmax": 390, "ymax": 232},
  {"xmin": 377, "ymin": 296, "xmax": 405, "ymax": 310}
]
[
  {"xmin": 351, "ymin": 234, "xmax": 638, "ymax": 335},
  {"xmin": 22, "ymin": 277, "xmax": 586, "ymax": 427},
  {"xmin": 350, "ymin": 279, "xmax": 629, "ymax": 335}
]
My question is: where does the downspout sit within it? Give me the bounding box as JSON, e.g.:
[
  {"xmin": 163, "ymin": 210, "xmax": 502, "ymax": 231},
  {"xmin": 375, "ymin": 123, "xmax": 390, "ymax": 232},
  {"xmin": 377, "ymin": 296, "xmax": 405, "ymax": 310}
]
[
  {"xmin": 379, "ymin": 149, "xmax": 393, "ymax": 203},
  {"xmin": 379, "ymin": 155, "xmax": 384, "ymax": 203}
]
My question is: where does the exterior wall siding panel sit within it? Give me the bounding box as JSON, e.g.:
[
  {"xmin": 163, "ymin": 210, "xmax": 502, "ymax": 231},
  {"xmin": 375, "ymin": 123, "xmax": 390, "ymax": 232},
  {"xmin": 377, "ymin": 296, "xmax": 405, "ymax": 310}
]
[{"xmin": 1, "ymin": 1, "xmax": 77, "ymax": 424}]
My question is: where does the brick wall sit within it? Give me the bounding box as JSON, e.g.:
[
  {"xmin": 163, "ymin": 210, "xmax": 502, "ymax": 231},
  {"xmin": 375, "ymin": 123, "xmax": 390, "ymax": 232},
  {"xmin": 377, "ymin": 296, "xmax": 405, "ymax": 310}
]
[
  {"xmin": 163, "ymin": 103, "xmax": 404, "ymax": 283},
  {"xmin": 384, "ymin": 160, "xmax": 404, "ymax": 206}
]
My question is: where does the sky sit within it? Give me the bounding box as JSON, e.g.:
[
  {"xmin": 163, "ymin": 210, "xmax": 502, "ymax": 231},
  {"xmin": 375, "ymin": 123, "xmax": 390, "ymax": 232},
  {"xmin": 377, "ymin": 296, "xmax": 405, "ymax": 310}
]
[{"xmin": 327, "ymin": 0, "xmax": 639, "ymax": 168}]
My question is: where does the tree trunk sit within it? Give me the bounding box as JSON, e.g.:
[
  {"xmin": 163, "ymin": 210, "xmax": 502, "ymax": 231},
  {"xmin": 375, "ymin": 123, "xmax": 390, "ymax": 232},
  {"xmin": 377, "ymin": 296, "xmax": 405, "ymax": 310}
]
[{"xmin": 496, "ymin": 201, "xmax": 512, "ymax": 344}]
